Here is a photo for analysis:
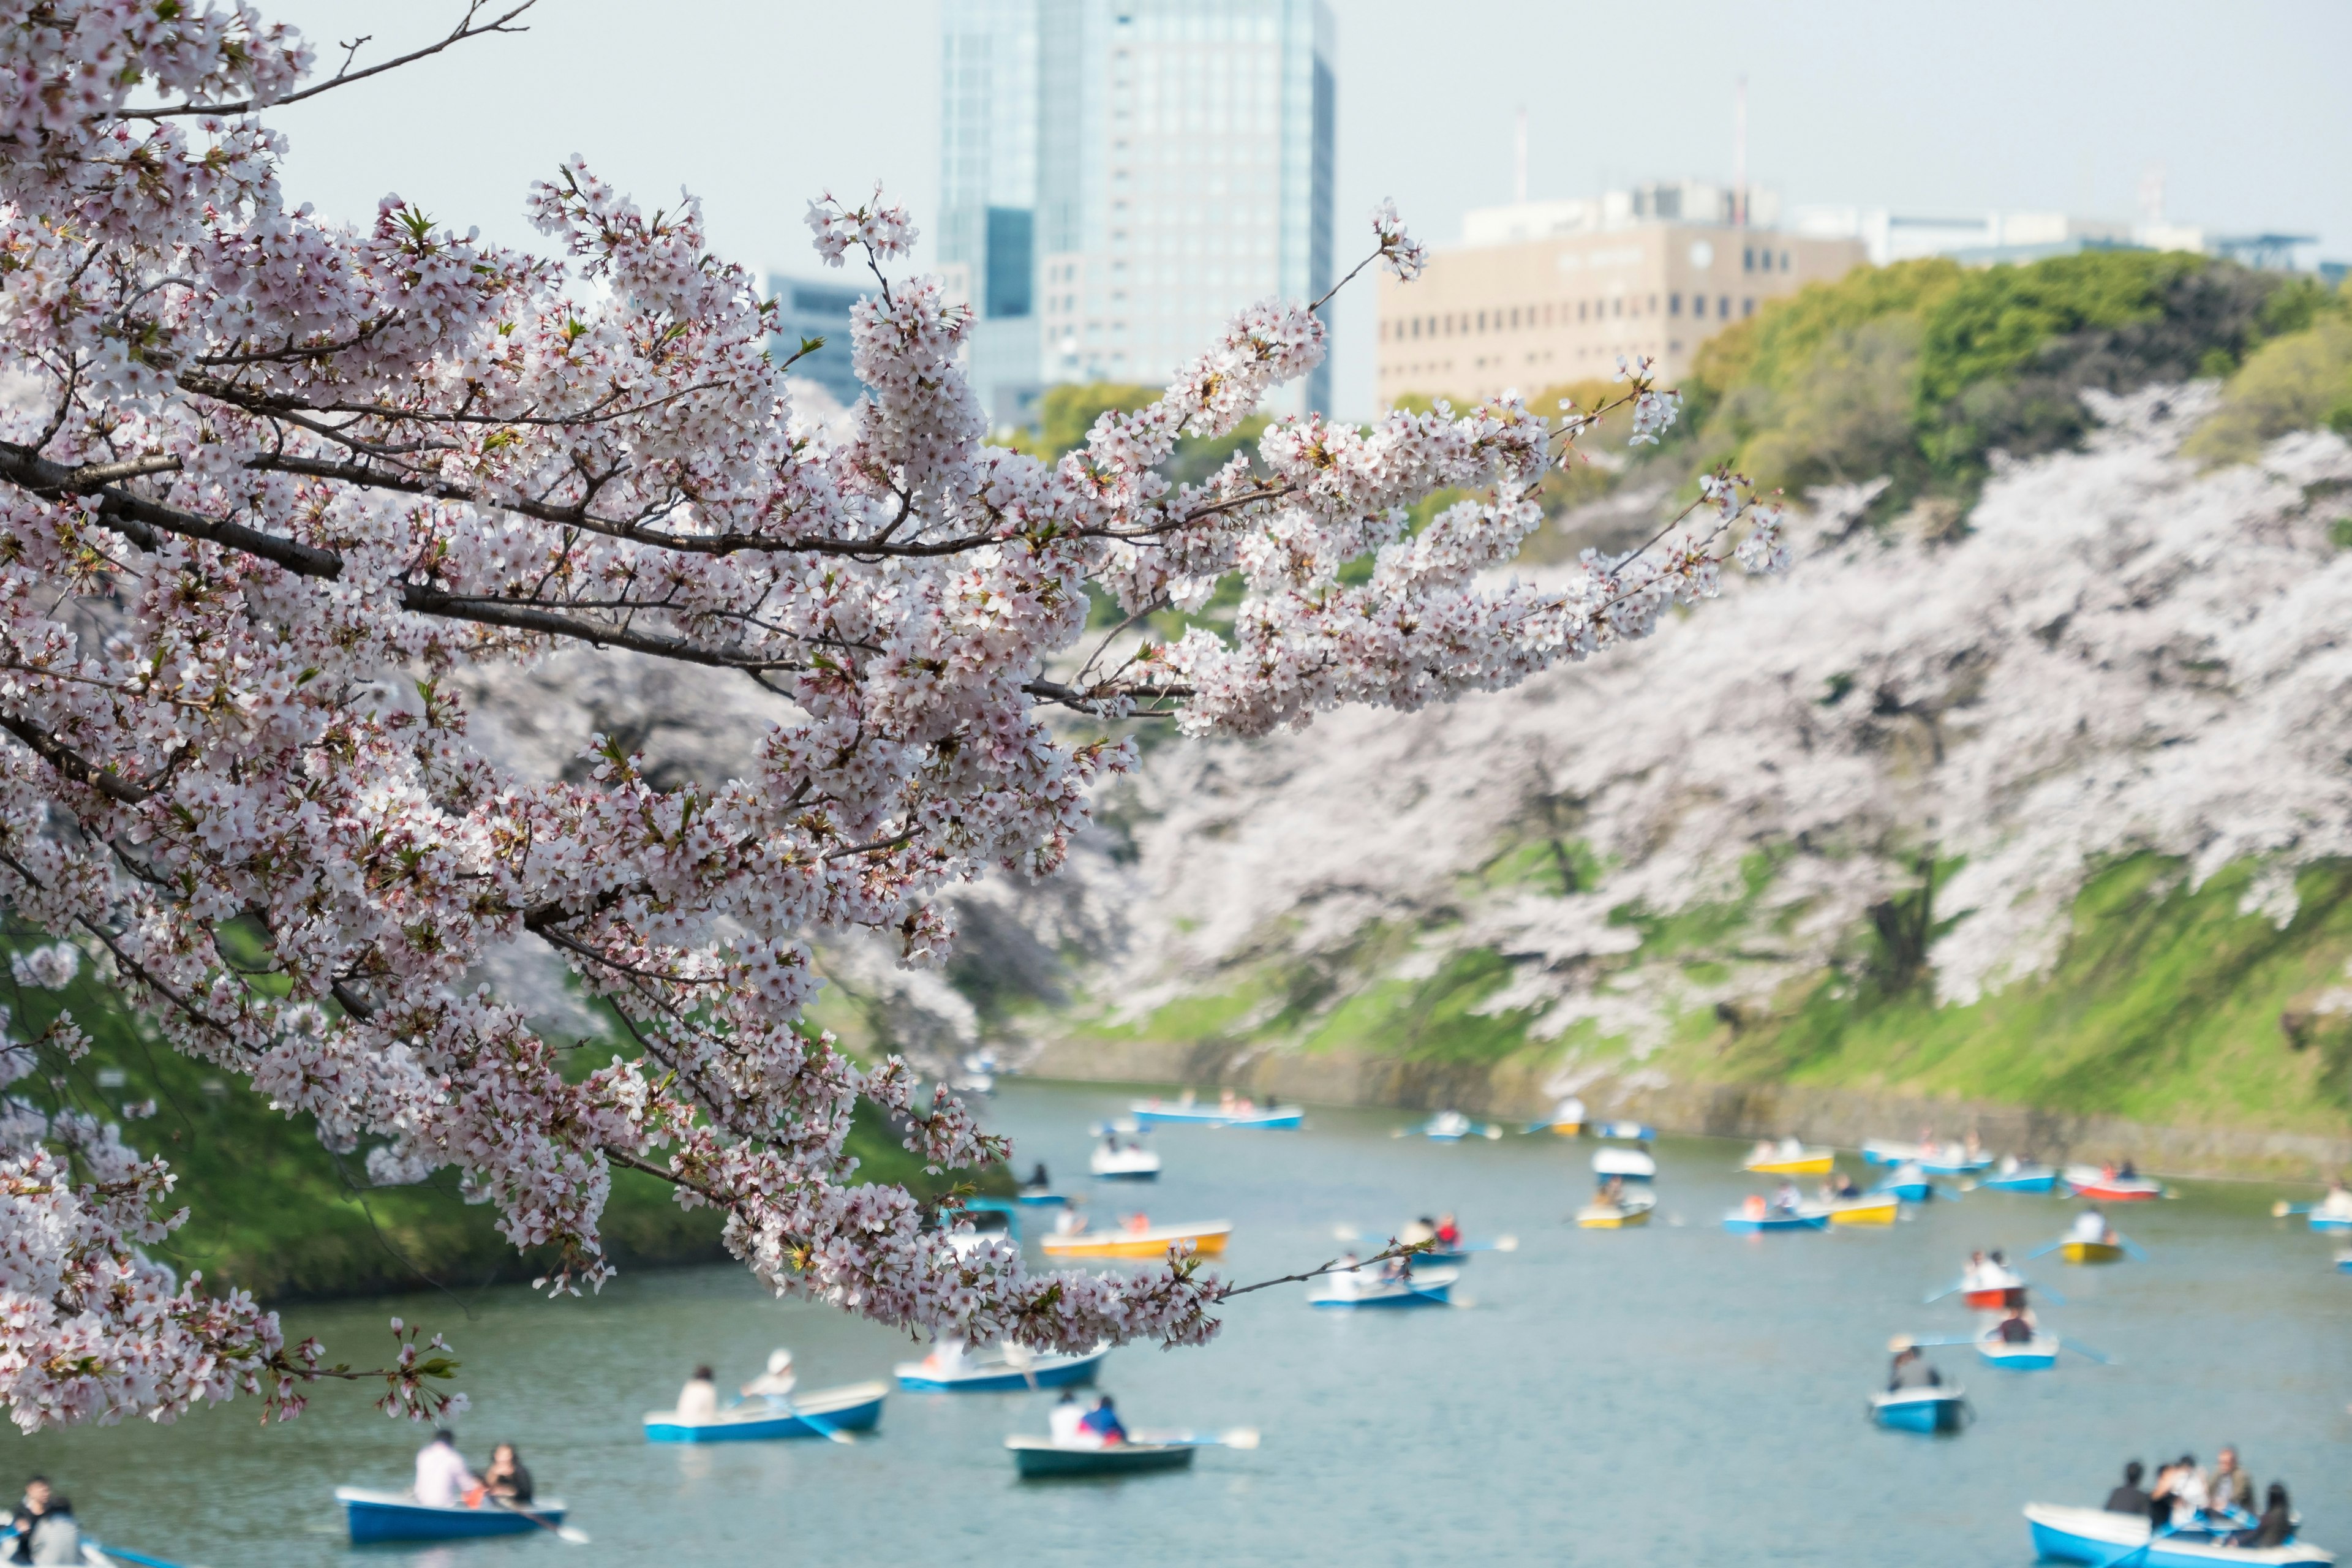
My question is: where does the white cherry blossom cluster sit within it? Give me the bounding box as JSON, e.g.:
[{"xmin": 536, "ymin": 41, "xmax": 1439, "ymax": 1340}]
[{"xmin": 0, "ymin": 1, "xmax": 1785, "ymax": 1428}]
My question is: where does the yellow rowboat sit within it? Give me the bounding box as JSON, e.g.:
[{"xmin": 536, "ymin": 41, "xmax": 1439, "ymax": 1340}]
[
  {"xmin": 1575, "ymin": 1195, "xmax": 1654, "ymax": 1229},
  {"xmin": 1743, "ymin": 1150, "xmax": 1834, "ymax": 1176},
  {"xmin": 2059, "ymin": 1239, "xmax": 2123, "ymax": 1265},
  {"xmin": 1824, "ymin": 1194, "xmax": 1899, "ymax": 1226},
  {"xmin": 1534, "ymin": 1120, "xmax": 1583, "ymax": 1137},
  {"xmin": 1040, "ymin": 1221, "xmax": 1231, "ymax": 1260}
]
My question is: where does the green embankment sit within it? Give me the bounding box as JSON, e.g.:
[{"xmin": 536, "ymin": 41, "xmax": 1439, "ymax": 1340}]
[{"xmin": 4, "ymin": 954, "xmax": 977, "ymax": 1303}]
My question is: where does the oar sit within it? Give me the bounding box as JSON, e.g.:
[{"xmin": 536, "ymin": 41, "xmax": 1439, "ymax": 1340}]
[
  {"xmin": 1133, "ymin": 1427, "xmax": 1261, "ymax": 1449},
  {"xmin": 2100, "ymin": 1522, "xmax": 2174, "ymax": 1568},
  {"xmin": 2021, "ymin": 1238, "xmax": 2064, "ymax": 1261},
  {"xmin": 1921, "ymin": 1277, "xmax": 1967, "ymax": 1304},
  {"xmin": 2027, "ymin": 1276, "xmax": 2070, "ymax": 1306},
  {"xmin": 2272, "ymin": 1200, "xmax": 2316, "ymax": 1218},
  {"xmin": 88, "ymin": 1545, "xmax": 195, "ymax": 1568},
  {"xmin": 2059, "ymin": 1336, "xmax": 2119, "ymax": 1365},
  {"xmin": 782, "ymin": 1393, "xmax": 858, "ymax": 1446},
  {"xmin": 2116, "ymin": 1234, "xmax": 2149, "ymax": 1261},
  {"xmin": 1887, "ymin": 1333, "xmax": 1978, "ymax": 1350},
  {"xmin": 490, "ymin": 1497, "xmax": 592, "ymax": 1546}
]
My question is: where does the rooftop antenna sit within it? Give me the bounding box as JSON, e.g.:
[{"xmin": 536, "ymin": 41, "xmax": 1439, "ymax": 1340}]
[
  {"xmin": 1732, "ymin": 74, "xmax": 1748, "ymax": 226},
  {"xmin": 1513, "ymin": 106, "xmax": 1528, "ymax": 205}
]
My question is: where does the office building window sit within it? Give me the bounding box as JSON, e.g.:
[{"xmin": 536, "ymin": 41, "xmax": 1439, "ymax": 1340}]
[
  {"xmin": 1717, "ymin": 295, "xmax": 1730, "ymax": 318},
  {"xmin": 1669, "ymin": 293, "xmax": 1681, "ymax": 316},
  {"xmin": 1742, "ymin": 298, "xmax": 1755, "ymax": 317}
]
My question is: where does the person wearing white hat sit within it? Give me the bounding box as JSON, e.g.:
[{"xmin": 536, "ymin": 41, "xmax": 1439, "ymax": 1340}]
[{"xmin": 740, "ymin": 1349, "xmax": 796, "ymax": 1408}]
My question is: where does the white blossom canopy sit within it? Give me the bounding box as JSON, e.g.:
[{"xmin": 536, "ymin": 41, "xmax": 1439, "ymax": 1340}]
[{"xmin": 0, "ymin": 1, "xmax": 1782, "ymax": 1430}]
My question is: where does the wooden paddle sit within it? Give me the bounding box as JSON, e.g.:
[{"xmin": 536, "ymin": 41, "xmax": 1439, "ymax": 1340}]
[{"xmin": 489, "ymin": 1497, "xmax": 592, "ymax": 1546}]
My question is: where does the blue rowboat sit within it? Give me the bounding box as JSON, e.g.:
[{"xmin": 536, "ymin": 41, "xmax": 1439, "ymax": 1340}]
[
  {"xmin": 895, "ymin": 1346, "xmax": 1107, "ymax": 1393},
  {"xmin": 1593, "ymin": 1120, "xmax": 1655, "ymax": 1142},
  {"xmin": 1016, "ymin": 1189, "xmax": 1068, "ymax": 1206},
  {"xmin": 1307, "ymin": 1265, "xmax": 1459, "ymax": 1308},
  {"xmin": 2334, "ymin": 1250, "xmax": 2352, "ymax": 1273},
  {"xmin": 1129, "ymin": 1102, "xmax": 1304, "ymax": 1130},
  {"xmin": 1721, "ymin": 1207, "xmax": 1829, "ymax": 1234},
  {"xmin": 1918, "ymin": 1153, "xmax": 1992, "ymax": 1177},
  {"xmin": 1861, "ymin": 1139, "xmax": 1919, "ymax": 1166},
  {"xmin": 643, "ymin": 1381, "xmax": 888, "ymax": 1442},
  {"xmin": 2309, "ymin": 1212, "xmax": 2352, "ymax": 1232},
  {"xmin": 1869, "ymin": 1386, "xmax": 1967, "ymax": 1433},
  {"xmin": 2024, "ymin": 1502, "xmax": 2335, "ymax": 1566},
  {"xmin": 1976, "ymin": 1331, "xmax": 2058, "ymax": 1371},
  {"xmin": 333, "ymin": 1487, "xmax": 568, "ymax": 1544},
  {"xmin": 1874, "ymin": 1166, "xmax": 1935, "ymax": 1202},
  {"xmin": 1978, "ymin": 1163, "xmax": 2058, "ymax": 1193},
  {"xmin": 1007, "ymin": 1438, "xmax": 1197, "ymax": 1479}
]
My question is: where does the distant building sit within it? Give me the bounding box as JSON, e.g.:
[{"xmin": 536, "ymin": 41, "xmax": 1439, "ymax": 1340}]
[
  {"xmin": 941, "ymin": 0, "xmax": 1336, "ymax": 427},
  {"xmin": 1375, "ymin": 184, "xmax": 1864, "ymax": 409},
  {"xmin": 766, "ymin": 274, "xmax": 865, "ymax": 412},
  {"xmin": 1790, "ymin": 206, "xmax": 2323, "ymax": 273}
]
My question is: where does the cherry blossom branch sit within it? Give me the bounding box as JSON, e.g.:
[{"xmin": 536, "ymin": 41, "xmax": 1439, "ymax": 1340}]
[{"xmin": 133, "ymin": 2, "xmax": 537, "ymax": 120}]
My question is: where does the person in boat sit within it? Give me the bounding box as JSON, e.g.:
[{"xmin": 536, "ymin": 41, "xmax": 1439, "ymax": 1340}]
[
  {"xmin": 1052, "ymin": 1206, "xmax": 1085, "ymax": 1237},
  {"xmin": 1048, "ymin": 1391, "xmax": 1086, "ymax": 1446},
  {"xmin": 2117, "ymin": 1158, "xmax": 2138, "ymax": 1180},
  {"xmin": 1079, "ymin": 1395, "xmax": 1128, "ymax": 1446},
  {"xmin": 415, "ymin": 1428, "xmax": 481, "ymax": 1509},
  {"xmin": 1776, "ymin": 1135, "xmax": 1805, "ymax": 1159},
  {"xmin": 919, "ymin": 1338, "xmax": 972, "ymax": 1378},
  {"xmin": 2070, "ymin": 1207, "xmax": 2114, "ymax": 1245},
  {"xmin": 2152, "ymin": 1454, "xmax": 2208, "ymax": 1529},
  {"xmin": 20, "ymin": 1498, "xmax": 74, "ymax": 1568},
  {"xmin": 1771, "ymin": 1179, "xmax": 1802, "ymax": 1213},
  {"xmin": 2319, "ymin": 1180, "xmax": 2352, "ymax": 1220},
  {"xmin": 481, "ymin": 1444, "xmax": 533, "ymax": 1505},
  {"xmin": 1217, "ymin": 1089, "xmax": 1237, "ymax": 1114},
  {"xmin": 1325, "ymin": 1252, "xmax": 1362, "ymax": 1298},
  {"xmin": 1596, "ymin": 1175, "xmax": 1627, "ymax": 1208},
  {"xmin": 1886, "ymin": 1346, "xmax": 1940, "ymax": 1391},
  {"xmin": 1123, "ymin": 1212, "xmax": 1151, "ymax": 1235},
  {"xmin": 2103, "ymin": 1460, "xmax": 2152, "ymax": 1517},
  {"xmin": 7, "ymin": 1477, "xmax": 48, "ymax": 1566},
  {"xmin": 1962, "ymin": 1249, "xmax": 1990, "ymax": 1288},
  {"xmin": 1964, "ymin": 1131, "xmax": 1984, "ymax": 1161},
  {"xmin": 1824, "ymin": 1170, "xmax": 1859, "ymax": 1200},
  {"xmin": 1749, "ymin": 1139, "xmax": 1776, "ymax": 1164},
  {"xmin": 2207, "ymin": 1447, "xmax": 2255, "ymax": 1519},
  {"xmin": 741, "ymin": 1348, "xmax": 796, "ymax": 1406},
  {"xmin": 1024, "ymin": 1161, "xmax": 1051, "ymax": 1191},
  {"xmin": 2236, "ymin": 1483, "xmax": 2294, "ymax": 1549},
  {"xmin": 1434, "ymin": 1213, "xmax": 1463, "ymax": 1248},
  {"xmin": 1992, "ymin": 1306, "xmax": 2036, "ymax": 1344},
  {"xmin": 675, "ymin": 1366, "xmax": 720, "ymax": 1425},
  {"xmin": 1741, "ymin": 1194, "xmax": 1768, "ymax": 1220}
]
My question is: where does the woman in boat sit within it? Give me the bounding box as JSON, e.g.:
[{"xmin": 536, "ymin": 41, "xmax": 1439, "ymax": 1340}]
[
  {"xmin": 675, "ymin": 1367, "xmax": 720, "ymax": 1425},
  {"xmin": 2152, "ymin": 1455, "xmax": 2208, "ymax": 1529},
  {"xmin": 1434, "ymin": 1213, "xmax": 1463, "ymax": 1248},
  {"xmin": 1079, "ymin": 1395, "xmax": 1128, "ymax": 1446},
  {"xmin": 741, "ymin": 1349, "xmax": 796, "ymax": 1405},
  {"xmin": 1962, "ymin": 1249, "xmax": 1991, "ymax": 1289},
  {"xmin": 1048, "ymin": 1392, "xmax": 1086, "ymax": 1447},
  {"xmin": 21, "ymin": 1497, "xmax": 74, "ymax": 1567},
  {"xmin": 2237, "ymin": 1483, "xmax": 2294, "ymax": 1548},
  {"xmin": 481, "ymin": 1445, "xmax": 533, "ymax": 1505}
]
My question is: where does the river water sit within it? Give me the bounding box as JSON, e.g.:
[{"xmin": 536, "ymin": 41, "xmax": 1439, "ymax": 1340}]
[{"xmin": 26, "ymin": 1080, "xmax": 2352, "ymax": 1566}]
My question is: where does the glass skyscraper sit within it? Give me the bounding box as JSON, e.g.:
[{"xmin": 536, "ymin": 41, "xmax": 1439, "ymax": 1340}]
[{"xmin": 940, "ymin": 0, "xmax": 1336, "ymax": 427}]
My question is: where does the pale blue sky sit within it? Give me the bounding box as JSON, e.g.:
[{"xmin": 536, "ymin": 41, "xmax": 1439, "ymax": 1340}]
[{"xmin": 255, "ymin": 1, "xmax": 2351, "ymax": 417}]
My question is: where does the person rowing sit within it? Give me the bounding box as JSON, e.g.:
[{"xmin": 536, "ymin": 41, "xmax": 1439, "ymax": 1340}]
[
  {"xmin": 1887, "ymin": 1346, "xmax": 1941, "ymax": 1391},
  {"xmin": 2235, "ymin": 1483, "xmax": 2294, "ymax": 1548},
  {"xmin": 1771, "ymin": 1179, "xmax": 1802, "ymax": 1213},
  {"xmin": 1992, "ymin": 1306, "xmax": 2037, "ymax": 1344},
  {"xmin": 1823, "ymin": 1170, "xmax": 1859, "ymax": 1200},
  {"xmin": 1434, "ymin": 1212, "xmax": 1463, "ymax": 1248},
  {"xmin": 2070, "ymin": 1207, "xmax": 2115, "ymax": 1245},
  {"xmin": 1023, "ymin": 1161, "xmax": 1051, "ymax": 1191},
  {"xmin": 2319, "ymin": 1179, "xmax": 2352, "ymax": 1220},
  {"xmin": 481, "ymin": 1444, "xmax": 533, "ymax": 1505},
  {"xmin": 741, "ymin": 1348, "xmax": 797, "ymax": 1407},
  {"xmin": 414, "ymin": 1428, "xmax": 481, "ymax": 1509},
  {"xmin": 1048, "ymin": 1391, "xmax": 1086, "ymax": 1446},
  {"xmin": 674, "ymin": 1365, "xmax": 720, "ymax": 1425}
]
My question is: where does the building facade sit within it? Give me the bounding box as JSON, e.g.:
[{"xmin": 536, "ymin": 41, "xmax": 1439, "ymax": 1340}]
[
  {"xmin": 764, "ymin": 274, "xmax": 866, "ymax": 413},
  {"xmin": 941, "ymin": 0, "xmax": 1336, "ymax": 426},
  {"xmin": 1375, "ymin": 190, "xmax": 1865, "ymax": 409}
]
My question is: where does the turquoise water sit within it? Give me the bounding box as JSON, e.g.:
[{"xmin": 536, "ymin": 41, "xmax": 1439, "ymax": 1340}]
[{"xmin": 24, "ymin": 1080, "xmax": 2352, "ymax": 1566}]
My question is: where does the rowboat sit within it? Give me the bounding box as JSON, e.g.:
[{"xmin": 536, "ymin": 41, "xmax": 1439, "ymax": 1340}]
[
  {"xmin": 1825, "ymin": 1193, "xmax": 1900, "ymax": 1226},
  {"xmin": 1307, "ymin": 1265, "xmax": 1460, "ymax": 1307},
  {"xmin": 2060, "ymin": 1238, "xmax": 2125, "ymax": 1264},
  {"xmin": 1593, "ymin": 1120, "xmax": 1656, "ymax": 1142},
  {"xmin": 1007, "ymin": 1437, "xmax": 1197, "ymax": 1479},
  {"xmin": 1978, "ymin": 1161, "xmax": 2059, "ymax": 1193},
  {"xmin": 1975, "ymin": 1329, "xmax": 2059, "ymax": 1371},
  {"xmin": 1722, "ymin": 1205, "xmax": 1829, "ymax": 1234},
  {"xmin": 1576, "ymin": 1191, "xmax": 1657, "ymax": 1228},
  {"xmin": 1015, "ymin": 1189, "xmax": 1068, "ymax": 1205},
  {"xmin": 1526, "ymin": 1098, "xmax": 1585, "ymax": 1136},
  {"xmin": 1040, "ymin": 1220, "xmax": 1231, "ymax": 1259},
  {"xmin": 1861, "ymin": 1139, "xmax": 1921, "ymax": 1166},
  {"xmin": 2063, "ymin": 1166, "xmax": 2164, "ymax": 1200},
  {"xmin": 895, "ymin": 1345, "xmax": 1108, "ymax": 1393},
  {"xmin": 1961, "ymin": 1263, "xmax": 2027, "ymax": 1310},
  {"xmin": 1869, "ymin": 1385, "xmax": 1967, "ymax": 1433},
  {"xmin": 1419, "ymin": 1111, "xmax": 1499, "ymax": 1141},
  {"xmin": 1743, "ymin": 1147, "xmax": 1834, "ymax": 1176},
  {"xmin": 2025, "ymin": 1502, "xmax": 2335, "ymax": 1566},
  {"xmin": 2307, "ymin": 1211, "xmax": 2352, "ymax": 1232},
  {"xmin": 642, "ymin": 1381, "xmax": 888, "ymax": 1442},
  {"xmin": 1089, "ymin": 1143, "xmax": 1161, "ymax": 1180},
  {"xmin": 334, "ymin": 1487, "xmax": 570, "ymax": 1544},
  {"xmin": 1129, "ymin": 1101, "xmax": 1303, "ymax": 1129},
  {"xmin": 1918, "ymin": 1150, "xmax": 1992, "ymax": 1177},
  {"xmin": 1593, "ymin": 1147, "xmax": 1657, "ymax": 1181},
  {"xmin": 1874, "ymin": 1166, "xmax": 1935, "ymax": 1202},
  {"xmin": 2334, "ymin": 1250, "xmax": 2352, "ymax": 1273}
]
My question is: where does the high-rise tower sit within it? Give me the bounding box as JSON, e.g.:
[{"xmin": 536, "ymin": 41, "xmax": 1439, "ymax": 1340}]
[{"xmin": 940, "ymin": 0, "xmax": 1335, "ymax": 426}]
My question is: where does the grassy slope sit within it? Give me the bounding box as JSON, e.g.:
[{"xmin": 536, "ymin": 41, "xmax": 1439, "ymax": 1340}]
[{"xmin": 8, "ymin": 959, "xmax": 977, "ymax": 1303}]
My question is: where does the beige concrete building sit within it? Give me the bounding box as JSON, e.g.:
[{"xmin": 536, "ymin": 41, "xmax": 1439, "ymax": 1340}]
[{"xmin": 1376, "ymin": 202, "xmax": 1866, "ymax": 407}]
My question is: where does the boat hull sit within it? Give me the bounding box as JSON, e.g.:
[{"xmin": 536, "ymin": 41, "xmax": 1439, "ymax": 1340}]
[
  {"xmin": 1962, "ymin": 1286, "xmax": 2026, "ymax": 1311},
  {"xmin": 1877, "ymin": 1179, "xmax": 1933, "ymax": 1201},
  {"xmin": 1979, "ymin": 1169, "xmax": 2058, "ymax": 1193},
  {"xmin": 1871, "ymin": 1388, "xmax": 1966, "ymax": 1433},
  {"xmin": 1593, "ymin": 1149, "xmax": 1657, "ymax": 1180},
  {"xmin": 643, "ymin": 1382, "xmax": 888, "ymax": 1442},
  {"xmin": 1128, "ymin": 1105, "xmax": 1302, "ymax": 1129},
  {"xmin": 1744, "ymin": 1153, "xmax": 1834, "ymax": 1175},
  {"xmin": 334, "ymin": 1488, "xmax": 568, "ymax": 1544},
  {"xmin": 1040, "ymin": 1224, "xmax": 1231, "ymax": 1259},
  {"xmin": 1826, "ymin": 1195, "xmax": 1900, "ymax": 1226},
  {"xmin": 1008, "ymin": 1439, "xmax": 1197, "ymax": 1479},
  {"xmin": 894, "ymin": 1348, "xmax": 1107, "ymax": 1393},
  {"xmin": 1577, "ymin": 1197, "xmax": 1656, "ymax": 1229},
  {"xmin": 1593, "ymin": 1121, "xmax": 1655, "ymax": 1142},
  {"xmin": 2060, "ymin": 1239, "xmax": 2124, "ymax": 1264},
  {"xmin": 2025, "ymin": 1502, "xmax": 2335, "ymax": 1567},
  {"xmin": 1722, "ymin": 1210, "xmax": 1830, "ymax": 1234},
  {"xmin": 1918, "ymin": 1156, "xmax": 1992, "ymax": 1177},
  {"xmin": 2309, "ymin": 1213, "xmax": 2352, "ymax": 1232},
  {"xmin": 1977, "ymin": 1336, "xmax": 2058, "ymax": 1371},
  {"xmin": 1861, "ymin": 1141, "xmax": 1919, "ymax": 1166},
  {"xmin": 1308, "ymin": 1266, "xmax": 1459, "ymax": 1308},
  {"xmin": 2063, "ymin": 1167, "xmax": 2163, "ymax": 1200}
]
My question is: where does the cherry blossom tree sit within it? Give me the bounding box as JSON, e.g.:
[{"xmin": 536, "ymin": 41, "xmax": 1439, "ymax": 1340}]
[{"xmin": 0, "ymin": 0, "xmax": 1784, "ymax": 1430}]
